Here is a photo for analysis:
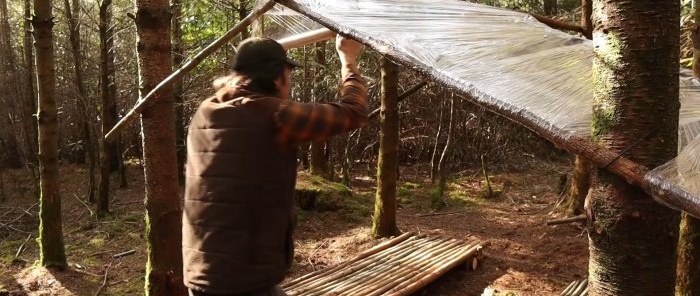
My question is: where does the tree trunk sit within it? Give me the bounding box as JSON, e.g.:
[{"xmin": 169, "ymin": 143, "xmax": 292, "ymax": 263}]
[
  {"xmin": 543, "ymin": 0, "xmax": 557, "ymax": 15},
  {"xmin": 64, "ymin": 0, "xmax": 97, "ymax": 203},
  {"xmin": 581, "ymin": 0, "xmax": 592, "ymax": 39},
  {"xmin": 97, "ymin": 0, "xmax": 117, "ymax": 216},
  {"xmin": 238, "ymin": 0, "xmax": 249, "ymax": 40},
  {"xmin": 23, "ymin": 0, "xmax": 38, "ymax": 169},
  {"xmin": 310, "ymin": 42, "xmax": 329, "ymax": 179},
  {"xmin": 565, "ymin": 0, "xmax": 593, "ymax": 216},
  {"xmin": 566, "ymin": 155, "xmax": 589, "ymax": 215},
  {"xmin": 371, "ymin": 56, "xmax": 400, "ymax": 238},
  {"xmin": 0, "ymin": 0, "xmax": 25, "ymax": 171},
  {"xmin": 33, "ymin": 0, "xmax": 67, "ymax": 269},
  {"xmin": 434, "ymin": 93, "xmax": 456, "ymax": 208},
  {"xmin": 675, "ymin": 2, "xmax": 700, "ymax": 293},
  {"xmin": 172, "ymin": 0, "xmax": 185, "ymax": 185},
  {"xmin": 676, "ymin": 212, "xmax": 700, "ymax": 295},
  {"xmin": 0, "ymin": 165, "xmax": 4, "ymax": 201},
  {"xmin": 118, "ymin": 136, "xmax": 127, "ymax": 188},
  {"xmin": 430, "ymin": 98, "xmax": 444, "ymax": 184},
  {"xmin": 588, "ymin": 1, "xmax": 680, "ymax": 295},
  {"xmin": 135, "ymin": 0, "xmax": 185, "ymax": 294}
]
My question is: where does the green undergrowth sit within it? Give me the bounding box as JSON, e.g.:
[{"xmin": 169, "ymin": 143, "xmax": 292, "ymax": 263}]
[
  {"xmin": 295, "ymin": 172, "xmax": 372, "ymax": 223},
  {"xmin": 293, "ymin": 171, "xmax": 512, "ymax": 222}
]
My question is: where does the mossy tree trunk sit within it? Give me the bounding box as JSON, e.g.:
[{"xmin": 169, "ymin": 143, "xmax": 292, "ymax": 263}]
[
  {"xmin": 97, "ymin": 0, "xmax": 117, "ymax": 217},
  {"xmin": 134, "ymin": 0, "xmax": 185, "ymax": 294},
  {"xmin": 372, "ymin": 56, "xmax": 400, "ymax": 238},
  {"xmin": 675, "ymin": 1, "xmax": 700, "ymax": 293},
  {"xmin": 588, "ymin": 1, "xmax": 680, "ymax": 295},
  {"xmin": 33, "ymin": 0, "xmax": 67, "ymax": 269}
]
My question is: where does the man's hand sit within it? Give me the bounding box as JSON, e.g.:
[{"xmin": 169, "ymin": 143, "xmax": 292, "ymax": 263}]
[{"xmin": 336, "ymin": 35, "xmax": 362, "ymax": 66}]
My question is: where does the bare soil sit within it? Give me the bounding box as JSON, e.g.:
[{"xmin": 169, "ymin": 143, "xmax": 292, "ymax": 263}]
[{"xmin": 0, "ymin": 159, "xmax": 588, "ymax": 296}]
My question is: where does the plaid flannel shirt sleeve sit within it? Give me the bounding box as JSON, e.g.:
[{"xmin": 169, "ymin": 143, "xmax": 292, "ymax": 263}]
[{"xmin": 274, "ymin": 71, "xmax": 368, "ymax": 147}]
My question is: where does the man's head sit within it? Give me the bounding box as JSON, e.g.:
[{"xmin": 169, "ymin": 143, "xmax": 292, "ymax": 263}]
[{"xmin": 231, "ymin": 37, "xmax": 300, "ymax": 99}]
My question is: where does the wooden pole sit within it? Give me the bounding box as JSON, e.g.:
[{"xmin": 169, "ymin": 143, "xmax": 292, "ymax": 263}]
[
  {"xmin": 283, "ymin": 232, "xmax": 414, "ymax": 289},
  {"xmin": 104, "ymin": 0, "xmax": 276, "ymax": 142},
  {"xmin": 298, "ymin": 237, "xmax": 438, "ymax": 295},
  {"xmin": 292, "ymin": 237, "xmax": 432, "ymax": 295},
  {"xmin": 354, "ymin": 241, "xmax": 471, "ymax": 296},
  {"xmin": 278, "ymin": 28, "xmax": 335, "ymax": 49},
  {"xmin": 335, "ymin": 238, "xmax": 462, "ymax": 295},
  {"xmin": 386, "ymin": 242, "xmax": 490, "ymax": 295}
]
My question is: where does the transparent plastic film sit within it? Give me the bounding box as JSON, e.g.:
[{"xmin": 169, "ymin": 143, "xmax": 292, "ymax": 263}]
[
  {"xmin": 646, "ymin": 136, "xmax": 700, "ymax": 218},
  {"xmin": 258, "ymin": 0, "xmax": 700, "ymax": 214},
  {"xmin": 261, "ymin": 0, "xmax": 595, "ymax": 136}
]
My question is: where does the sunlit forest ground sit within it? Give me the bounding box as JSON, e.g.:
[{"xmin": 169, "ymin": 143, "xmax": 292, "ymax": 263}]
[{"xmin": 0, "ymin": 158, "xmax": 587, "ymax": 296}]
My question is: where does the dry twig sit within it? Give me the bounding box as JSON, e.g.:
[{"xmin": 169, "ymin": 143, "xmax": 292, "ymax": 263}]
[
  {"xmin": 94, "ymin": 260, "xmax": 114, "ymax": 296},
  {"xmin": 14, "ymin": 233, "xmax": 32, "ymax": 258}
]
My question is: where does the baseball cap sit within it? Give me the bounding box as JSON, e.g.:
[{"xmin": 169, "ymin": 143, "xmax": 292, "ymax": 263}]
[{"xmin": 231, "ymin": 37, "xmax": 301, "ymax": 71}]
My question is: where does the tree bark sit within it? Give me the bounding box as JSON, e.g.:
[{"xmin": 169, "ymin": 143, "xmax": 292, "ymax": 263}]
[
  {"xmin": 97, "ymin": 0, "xmax": 117, "ymax": 216},
  {"xmin": 135, "ymin": 0, "xmax": 185, "ymax": 294},
  {"xmin": 372, "ymin": 56, "xmax": 400, "ymax": 238},
  {"xmin": 0, "ymin": 0, "xmax": 25, "ymax": 171},
  {"xmin": 581, "ymin": 0, "xmax": 593, "ymax": 39},
  {"xmin": 543, "ymin": 0, "xmax": 557, "ymax": 16},
  {"xmin": 33, "ymin": 0, "xmax": 67, "ymax": 269},
  {"xmin": 566, "ymin": 155, "xmax": 590, "ymax": 215},
  {"xmin": 588, "ymin": 1, "xmax": 680, "ymax": 295},
  {"xmin": 435, "ymin": 93, "xmax": 456, "ymax": 208},
  {"xmin": 310, "ymin": 42, "xmax": 329, "ymax": 179},
  {"xmin": 64, "ymin": 0, "xmax": 97, "ymax": 203},
  {"xmin": 675, "ymin": 1, "xmax": 700, "ymax": 293},
  {"xmin": 238, "ymin": 0, "xmax": 249, "ymax": 40},
  {"xmin": 430, "ymin": 97, "xmax": 444, "ymax": 184},
  {"xmin": 171, "ymin": 0, "xmax": 185, "ymax": 185},
  {"xmin": 23, "ymin": 0, "xmax": 37, "ymax": 168}
]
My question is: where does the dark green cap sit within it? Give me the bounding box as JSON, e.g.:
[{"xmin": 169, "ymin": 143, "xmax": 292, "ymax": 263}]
[{"xmin": 231, "ymin": 37, "xmax": 301, "ymax": 71}]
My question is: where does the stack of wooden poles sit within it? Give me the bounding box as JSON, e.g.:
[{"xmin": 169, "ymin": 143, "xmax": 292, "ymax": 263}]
[
  {"xmin": 561, "ymin": 279, "xmax": 588, "ymax": 296},
  {"xmin": 283, "ymin": 232, "xmax": 489, "ymax": 296}
]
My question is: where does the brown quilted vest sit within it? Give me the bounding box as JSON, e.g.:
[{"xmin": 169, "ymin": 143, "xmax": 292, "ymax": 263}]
[{"xmin": 183, "ymin": 86, "xmax": 298, "ymax": 294}]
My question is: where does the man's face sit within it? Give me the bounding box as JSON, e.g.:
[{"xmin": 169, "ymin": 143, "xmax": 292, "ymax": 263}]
[{"xmin": 275, "ymin": 67, "xmax": 292, "ymax": 100}]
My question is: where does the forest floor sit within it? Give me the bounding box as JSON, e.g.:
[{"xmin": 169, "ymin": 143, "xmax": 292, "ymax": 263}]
[{"xmin": 0, "ymin": 158, "xmax": 588, "ymax": 296}]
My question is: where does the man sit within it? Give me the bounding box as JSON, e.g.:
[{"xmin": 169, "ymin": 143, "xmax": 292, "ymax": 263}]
[{"xmin": 183, "ymin": 35, "xmax": 368, "ymax": 296}]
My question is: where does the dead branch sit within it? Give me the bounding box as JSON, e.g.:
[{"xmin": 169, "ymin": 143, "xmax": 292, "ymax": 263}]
[
  {"xmin": 416, "ymin": 210, "xmax": 467, "ymax": 217},
  {"xmin": 94, "ymin": 260, "xmax": 114, "ymax": 296},
  {"xmin": 546, "ymin": 214, "xmax": 587, "ymax": 225},
  {"xmin": 369, "ymin": 81, "xmax": 428, "ymax": 119},
  {"xmin": 0, "ymin": 202, "xmax": 38, "ymax": 229},
  {"xmin": 529, "ymin": 13, "xmax": 586, "ymax": 36},
  {"xmin": 112, "ymin": 249, "xmax": 136, "ymax": 258},
  {"xmin": 73, "ymin": 194, "xmax": 94, "ymax": 216},
  {"xmin": 14, "ymin": 233, "xmax": 32, "ymax": 258},
  {"xmin": 89, "ymin": 250, "xmax": 115, "ymax": 257}
]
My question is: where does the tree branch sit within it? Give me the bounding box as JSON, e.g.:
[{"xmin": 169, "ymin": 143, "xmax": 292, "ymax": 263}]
[
  {"xmin": 529, "ymin": 13, "xmax": 586, "ymax": 36},
  {"xmin": 368, "ymin": 81, "xmax": 428, "ymax": 119}
]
